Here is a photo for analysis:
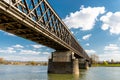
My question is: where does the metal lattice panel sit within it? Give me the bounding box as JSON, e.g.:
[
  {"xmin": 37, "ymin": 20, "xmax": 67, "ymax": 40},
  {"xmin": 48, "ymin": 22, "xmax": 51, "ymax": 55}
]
[{"xmin": 10, "ymin": 0, "xmax": 70, "ymax": 44}]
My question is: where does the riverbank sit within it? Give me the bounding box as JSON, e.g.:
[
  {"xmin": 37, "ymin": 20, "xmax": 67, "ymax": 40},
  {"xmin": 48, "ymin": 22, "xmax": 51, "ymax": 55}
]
[
  {"xmin": 92, "ymin": 63, "xmax": 120, "ymax": 67},
  {"xmin": 0, "ymin": 60, "xmax": 48, "ymax": 66}
]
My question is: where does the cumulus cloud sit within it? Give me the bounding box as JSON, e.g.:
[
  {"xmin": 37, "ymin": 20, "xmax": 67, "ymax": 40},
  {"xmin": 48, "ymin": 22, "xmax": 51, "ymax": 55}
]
[
  {"xmin": 85, "ymin": 49, "xmax": 96, "ymax": 56},
  {"xmin": 20, "ymin": 50, "xmax": 40, "ymax": 55},
  {"xmin": 42, "ymin": 52, "xmax": 50, "ymax": 55},
  {"xmin": 32, "ymin": 45, "xmax": 44, "ymax": 49},
  {"xmin": 12, "ymin": 44, "xmax": 24, "ymax": 48},
  {"xmin": 104, "ymin": 44, "xmax": 119, "ymax": 51},
  {"xmin": 103, "ymin": 44, "xmax": 120, "ymax": 59},
  {"xmin": 100, "ymin": 12, "xmax": 120, "ymax": 34},
  {"xmin": 0, "ymin": 44, "xmax": 50, "ymax": 55},
  {"xmin": 82, "ymin": 34, "xmax": 92, "ymax": 40},
  {"xmin": 99, "ymin": 44, "xmax": 120, "ymax": 61},
  {"xmin": 86, "ymin": 43, "xmax": 90, "ymax": 46},
  {"xmin": 63, "ymin": 6, "xmax": 105, "ymax": 30},
  {"xmin": 0, "ymin": 44, "xmax": 51, "ymax": 61},
  {"xmin": 0, "ymin": 47, "xmax": 16, "ymax": 54},
  {"xmin": 99, "ymin": 53, "xmax": 120, "ymax": 61}
]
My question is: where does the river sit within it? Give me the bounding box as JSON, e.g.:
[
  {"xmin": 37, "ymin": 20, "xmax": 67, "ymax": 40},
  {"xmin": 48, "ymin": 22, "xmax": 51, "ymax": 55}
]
[{"xmin": 0, "ymin": 65, "xmax": 120, "ymax": 80}]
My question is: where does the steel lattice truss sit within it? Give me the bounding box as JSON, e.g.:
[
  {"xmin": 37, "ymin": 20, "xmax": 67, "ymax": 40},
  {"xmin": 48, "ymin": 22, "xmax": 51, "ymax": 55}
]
[
  {"xmin": 0, "ymin": 0, "xmax": 89, "ymax": 59},
  {"xmin": 12, "ymin": 0, "xmax": 71, "ymax": 44}
]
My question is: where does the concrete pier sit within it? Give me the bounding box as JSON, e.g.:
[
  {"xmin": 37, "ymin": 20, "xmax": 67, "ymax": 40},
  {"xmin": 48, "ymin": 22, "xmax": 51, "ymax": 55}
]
[
  {"xmin": 48, "ymin": 51, "xmax": 79, "ymax": 74},
  {"xmin": 79, "ymin": 62, "xmax": 89, "ymax": 69},
  {"xmin": 79, "ymin": 59, "xmax": 89, "ymax": 69},
  {"xmin": 73, "ymin": 59, "xmax": 79, "ymax": 74}
]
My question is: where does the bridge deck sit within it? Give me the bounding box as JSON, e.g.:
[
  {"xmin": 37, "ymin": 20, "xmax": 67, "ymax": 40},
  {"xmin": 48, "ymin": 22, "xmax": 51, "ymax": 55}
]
[{"xmin": 0, "ymin": 13, "xmax": 68, "ymax": 50}]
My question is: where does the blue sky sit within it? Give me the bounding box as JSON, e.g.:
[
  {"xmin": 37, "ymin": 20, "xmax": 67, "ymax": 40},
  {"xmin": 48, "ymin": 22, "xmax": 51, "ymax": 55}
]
[{"xmin": 0, "ymin": 0, "xmax": 120, "ymax": 61}]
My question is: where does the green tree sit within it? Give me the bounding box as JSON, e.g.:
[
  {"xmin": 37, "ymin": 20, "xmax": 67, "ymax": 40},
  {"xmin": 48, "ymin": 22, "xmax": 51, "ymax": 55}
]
[{"xmin": 103, "ymin": 61, "xmax": 108, "ymax": 65}]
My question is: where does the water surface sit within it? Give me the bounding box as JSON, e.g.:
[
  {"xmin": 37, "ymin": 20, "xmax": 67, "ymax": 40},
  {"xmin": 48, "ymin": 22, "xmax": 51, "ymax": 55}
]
[{"xmin": 0, "ymin": 65, "xmax": 120, "ymax": 80}]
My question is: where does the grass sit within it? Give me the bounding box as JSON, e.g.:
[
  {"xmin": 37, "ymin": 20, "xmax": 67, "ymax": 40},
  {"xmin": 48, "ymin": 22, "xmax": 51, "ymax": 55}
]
[{"xmin": 92, "ymin": 63, "xmax": 120, "ymax": 67}]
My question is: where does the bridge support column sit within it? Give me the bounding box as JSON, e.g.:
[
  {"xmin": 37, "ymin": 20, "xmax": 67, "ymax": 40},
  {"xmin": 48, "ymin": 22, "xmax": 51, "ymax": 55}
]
[
  {"xmin": 48, "ymin": 51, "xmax": 79, "ymax": 74},
  {"xmin": 79, "ymin": 59, "xmax": 89, "ymax": 69}
]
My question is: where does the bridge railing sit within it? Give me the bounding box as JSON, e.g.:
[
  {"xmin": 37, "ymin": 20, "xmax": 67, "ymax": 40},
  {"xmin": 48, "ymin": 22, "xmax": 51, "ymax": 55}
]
[{"xmin": 2, "ymin": 0, "xmax": 89, "ymax": 59}]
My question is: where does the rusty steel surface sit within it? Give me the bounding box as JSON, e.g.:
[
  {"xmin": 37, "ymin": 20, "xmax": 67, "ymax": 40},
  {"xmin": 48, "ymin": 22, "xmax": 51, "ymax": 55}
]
[{"xmin": 0, "ymin": 0, "xmax": 89, "ymax": 60}]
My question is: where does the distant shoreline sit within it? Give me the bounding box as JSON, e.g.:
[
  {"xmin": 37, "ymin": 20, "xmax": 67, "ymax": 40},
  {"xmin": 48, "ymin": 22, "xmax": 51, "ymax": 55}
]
[
  {"xmin": 0, "ymin": 60, "xmax": 48, "ymax": 66},
  {"xmin": 92, "ymin": 63, "xmax": 120, "ymax": 67}
]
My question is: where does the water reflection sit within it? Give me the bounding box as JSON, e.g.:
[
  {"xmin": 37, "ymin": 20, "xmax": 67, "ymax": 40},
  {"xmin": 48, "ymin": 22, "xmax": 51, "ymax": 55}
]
[
  {"xmin": 48, "ymin": 69, "xmax": 89, "ymax": 80},
  {"xmin": 48, "ymin": 74, "xmax": 79, "ymax": 80}
]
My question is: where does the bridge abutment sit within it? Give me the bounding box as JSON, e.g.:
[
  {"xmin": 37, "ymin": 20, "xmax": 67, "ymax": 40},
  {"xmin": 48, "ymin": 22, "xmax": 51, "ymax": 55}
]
[{"xmin": 48, "ymin": 51, "xmax": 79, "ymax": 74}]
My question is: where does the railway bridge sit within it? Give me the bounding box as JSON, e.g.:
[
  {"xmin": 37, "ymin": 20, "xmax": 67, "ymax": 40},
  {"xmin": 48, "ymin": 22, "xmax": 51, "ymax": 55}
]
[{"xmin": 0, "ymin": 0, "xmax": 91, "ymax": 74}]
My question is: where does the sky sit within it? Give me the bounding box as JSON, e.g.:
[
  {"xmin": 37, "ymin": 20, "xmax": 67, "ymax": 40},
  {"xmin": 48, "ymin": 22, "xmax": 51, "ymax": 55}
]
[{"xmin": 0, "ymin": 0, "xmax": 120, "ymax": 61}]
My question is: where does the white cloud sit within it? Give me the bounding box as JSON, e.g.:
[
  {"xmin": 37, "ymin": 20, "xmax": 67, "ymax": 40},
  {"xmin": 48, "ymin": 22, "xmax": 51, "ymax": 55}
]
[
  {"xmin": 99, "ymin": 53, "xmax": 120, "ymax": 61},
  {"xmin": 100, "ymin": 12, "xmax": 120, "ymax": 34},
  {"xmin": 32, "ymin": 45, "xmax": 44, "ymax": 49},
  {"xmin": 12, "ymin": 44, "xmax": 24, "ymax": 48},
  {"xmin": 85, "ymin": 49, "xmax": 96, "ymax": 56},
  {"xmin": 0, "ymin": 49, "xmax": 6, "ymax": 53},
  {"xmin": 82, "ymin": 34, "xmax": 92, "ymax": 40},
  {"xmin": 0, "ymin": 45, "xmax": 41, "ymax": 55},
  {"xmin": 0, "ymin": 44, "xmax": 52, "ymax": 61},
  {"xmin": 20, "ymin": 50, "xmax": 40, "ymax": 55},
  {"xmin": 63, "ymin": 6, "xmax": 105, "ymax": 30},
  {"xmin": 101, "ymin": 24, "xmax": 109, "ymax": 30},
  {"xmin": 86, "ymin": 43, "xmax": 90, "ymax": 46},
  {"xmin": 0, "ymin": 44, "xmax": 50, "ymax": 55},
  {"xmin": 0, "ymin": 47, "xmax": 16, "ymax": 54},
  {"xmin": 103, "ymin": 44, "xmax": 120, "ymax": 57},
  {"xmin": 104, "ymin": 44, "xmax": 119, "ymax": 51},
  {"xmin": 42, "ymin": 52, "xmax": 50, "ymax": 55},
  {"xmin": 99, "ymin": 44, "xmax": 120, "ymax": 61}
]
